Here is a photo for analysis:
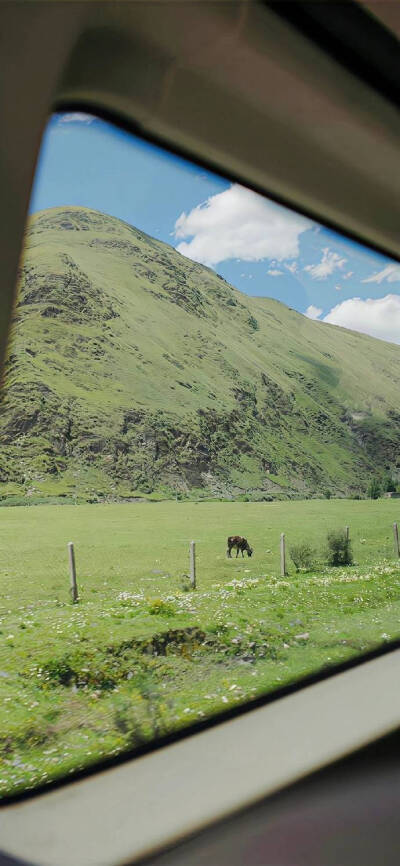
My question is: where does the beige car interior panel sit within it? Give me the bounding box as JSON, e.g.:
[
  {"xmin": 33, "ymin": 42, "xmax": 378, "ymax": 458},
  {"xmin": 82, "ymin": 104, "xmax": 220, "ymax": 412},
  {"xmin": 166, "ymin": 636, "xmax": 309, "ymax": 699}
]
[
  {"xmin": 2, "ymin": 650, "xmax": 400, "ymax": 866},
  {"xmin": 0, "ymin": 2, "xmax": 399, "ymax": 865}
]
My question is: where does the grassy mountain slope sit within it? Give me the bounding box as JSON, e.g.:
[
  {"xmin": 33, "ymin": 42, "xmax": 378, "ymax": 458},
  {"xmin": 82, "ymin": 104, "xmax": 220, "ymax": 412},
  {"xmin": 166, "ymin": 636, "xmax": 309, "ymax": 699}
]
[{"xmin": 1, "ymin": 205, "xmax": 399, "ymax": 501}]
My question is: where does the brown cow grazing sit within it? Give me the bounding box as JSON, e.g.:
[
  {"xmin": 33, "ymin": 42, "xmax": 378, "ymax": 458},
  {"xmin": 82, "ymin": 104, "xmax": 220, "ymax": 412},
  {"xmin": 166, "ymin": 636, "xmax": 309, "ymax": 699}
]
[{"xmin": 227, "ymin": 536, "xmax": 253, "ymax": 558}]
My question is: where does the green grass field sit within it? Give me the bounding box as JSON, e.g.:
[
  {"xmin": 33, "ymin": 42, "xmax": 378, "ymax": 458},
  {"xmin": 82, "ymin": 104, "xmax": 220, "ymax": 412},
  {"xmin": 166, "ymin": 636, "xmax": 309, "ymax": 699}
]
[{"xmin": 1, "ymin": 498, "xmax": 400, "ymax": 798}]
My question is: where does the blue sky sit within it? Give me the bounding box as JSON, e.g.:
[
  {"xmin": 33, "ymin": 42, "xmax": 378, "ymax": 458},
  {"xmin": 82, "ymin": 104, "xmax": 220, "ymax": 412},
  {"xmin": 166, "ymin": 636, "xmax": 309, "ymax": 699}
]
[{"xmin": 30, "ymin": 112, "xmax": 400, "ymax": 344}]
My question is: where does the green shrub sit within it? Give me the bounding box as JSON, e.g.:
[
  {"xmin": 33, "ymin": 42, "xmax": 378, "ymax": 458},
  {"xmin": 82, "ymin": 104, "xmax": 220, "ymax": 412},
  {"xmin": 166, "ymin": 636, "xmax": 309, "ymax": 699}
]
[
  {"xmin": 367, "ymin": 478, "xmax": 381, "ymax": 500},
  {"xmin": 248, "ymin": 314, "xmax": 259, "ymax": 331},
  {"xmin": 289, "ymin": 542, "xmax": 316, "ymax": 572},
  {"xmin": 381, "ymin": 471, "xmax": 396, "ymax": 493},
  {"xmin": 326, "ymin": 529, "xmax": 353, "ymax": 566},
  {"xmin": 147, "ymin": 598, "xmax": 176, "ymax": 617}
]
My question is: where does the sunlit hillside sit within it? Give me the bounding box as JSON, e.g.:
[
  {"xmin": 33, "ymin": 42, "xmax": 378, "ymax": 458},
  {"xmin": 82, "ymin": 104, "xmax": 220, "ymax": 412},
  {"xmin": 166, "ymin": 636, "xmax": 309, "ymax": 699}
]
[{"xmin": 1, "ymin": 206, "xmax": 399, "ymax": 502}]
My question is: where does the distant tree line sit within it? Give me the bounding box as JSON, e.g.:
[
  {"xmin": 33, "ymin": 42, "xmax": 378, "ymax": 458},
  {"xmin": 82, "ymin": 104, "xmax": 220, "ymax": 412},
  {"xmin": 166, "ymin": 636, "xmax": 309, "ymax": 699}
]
[
  {"xmin": 320, "ymin": 471, "xmax": 398, "ymax": 503},
  {"xmin": 367, "ymin": 471, "xmax": 398, "ymax": 500}
]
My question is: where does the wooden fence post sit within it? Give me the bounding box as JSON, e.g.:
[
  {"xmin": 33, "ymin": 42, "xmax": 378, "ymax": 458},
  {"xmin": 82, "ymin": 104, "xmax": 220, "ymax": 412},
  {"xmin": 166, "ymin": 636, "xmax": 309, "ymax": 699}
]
[
  {"xmin": 68, "ymin": 542, "xmax": 79, "ymax": 603},
  {"xmin": 393, "ymin": 523, "xmax": 400, "ymax": 558},
  {"xmin": 345, "ymin": 526, "xmax": 350, "ymax": 542},
  {"xmin": 190, "ymin": 541, "xmax": 197, "ymax": 589},
  {"xmin": 280, "ymin": 533, "xmax": 287, "ymax": 577}
]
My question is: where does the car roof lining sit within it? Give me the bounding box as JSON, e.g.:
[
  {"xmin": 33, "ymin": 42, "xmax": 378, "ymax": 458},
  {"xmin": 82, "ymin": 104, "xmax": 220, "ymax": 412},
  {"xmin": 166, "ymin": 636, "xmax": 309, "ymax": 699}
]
[
  {"xmin": 1, "ymin": 1, "xmax": 399, "ymax": 372},
  {"xmin": 0, "ymin": 3, "xmax": 400, "ymax": 861}
]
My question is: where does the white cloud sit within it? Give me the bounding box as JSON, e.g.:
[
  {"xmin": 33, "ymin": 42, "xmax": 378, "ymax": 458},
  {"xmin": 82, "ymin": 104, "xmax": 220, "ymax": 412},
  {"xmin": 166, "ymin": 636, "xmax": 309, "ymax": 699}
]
[
  {"xmin": 343, "ymin": 271, "xmax": 353, "ymax": 280},
  {"xmin": 285, "ymin": 262, "xmax": 298, "ymax": 275},
  {"xmin": 362, "ymin": 264, "xmax": 400, "ymax": 284},
  {"xmin": 323, "ymin": 293, "xmax": 400, "ymax": 344},
  {"xmin": 174, "ymin": 184, "xmax": 311, "ymax": 267},
  {"xmin": 58, "ymin": 112, "xmax": 95, "ymax": 124},
  {"xmin": 305, "ymin": 305, "xmax": 323, "ymax": 320},
  {"xmin": 267, "ymin": 269, "xmax": 284, "ymax": 276},
  {"xmin": 304, "ymin": 247, "xmax": 346, "ymax": 280},
  {"xmin": 335, "ymin": 285, "xmax": 342, "ymax": 291}
]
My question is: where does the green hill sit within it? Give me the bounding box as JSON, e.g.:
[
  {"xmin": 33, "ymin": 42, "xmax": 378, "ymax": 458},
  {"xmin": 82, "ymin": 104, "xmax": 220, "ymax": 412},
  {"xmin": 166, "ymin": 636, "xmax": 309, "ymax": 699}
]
[{"xmin": 1, "ymin": 206, "xmax": 399, "ymax": 502}]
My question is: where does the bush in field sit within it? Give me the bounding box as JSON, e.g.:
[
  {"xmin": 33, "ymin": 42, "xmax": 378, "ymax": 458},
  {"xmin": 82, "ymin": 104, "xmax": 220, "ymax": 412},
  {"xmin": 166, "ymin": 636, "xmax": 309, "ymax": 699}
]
[
  {"xmin": 326, "ymin": 529, "xmax": 353, "ymax": 566},
  {"xmin": 367, "ymin": 477, "xmax": 381, "ymax": 499},
  {"xmin": 382, "ymin": 471, "xmax": 396, "ymax": 493},
  {"xmin": 289, "ymin": 542, "xmax": 316, "ymax": 572},
  {"xmin": 147, "ymin": 598, "xmax": 176, "ymax": 617}
]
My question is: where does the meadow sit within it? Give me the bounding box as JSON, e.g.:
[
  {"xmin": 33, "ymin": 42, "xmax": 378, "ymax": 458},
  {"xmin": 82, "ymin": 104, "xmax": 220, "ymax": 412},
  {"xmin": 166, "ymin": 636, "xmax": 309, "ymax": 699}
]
[{"xmin": 1, "ymin": 498, "xmax": 400, "ymax": 798}]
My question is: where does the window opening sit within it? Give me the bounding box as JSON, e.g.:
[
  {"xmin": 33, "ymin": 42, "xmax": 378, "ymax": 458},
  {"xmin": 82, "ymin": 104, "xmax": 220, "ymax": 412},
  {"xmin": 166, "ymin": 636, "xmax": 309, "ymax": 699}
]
[{"xmin": 1, "ymin": 112, "xmax": 400, "ymax": 798}]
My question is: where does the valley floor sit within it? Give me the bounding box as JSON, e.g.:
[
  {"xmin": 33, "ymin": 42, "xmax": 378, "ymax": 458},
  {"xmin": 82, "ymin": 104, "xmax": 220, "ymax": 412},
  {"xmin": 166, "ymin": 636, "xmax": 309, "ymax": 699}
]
[{"xmin": 1, "ymin": 499, "xmax": 400, "ymax": 798}]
